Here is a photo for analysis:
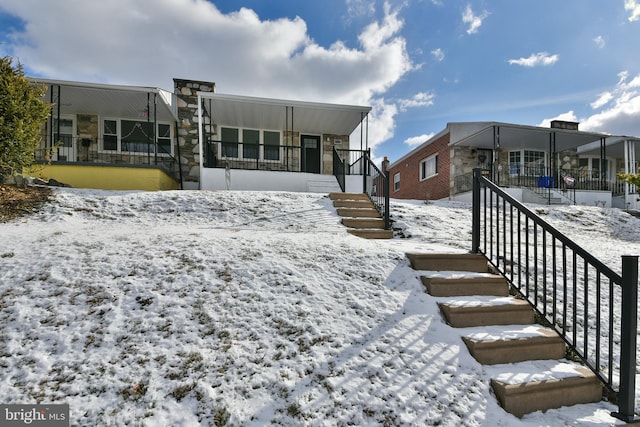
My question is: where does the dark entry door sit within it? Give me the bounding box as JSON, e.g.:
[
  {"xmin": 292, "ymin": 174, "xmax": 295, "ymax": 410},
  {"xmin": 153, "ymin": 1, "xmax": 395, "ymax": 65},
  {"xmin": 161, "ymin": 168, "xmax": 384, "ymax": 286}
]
[{"xmin": 301, "ymin": 135, "xmax": 321, "ymax": 174}]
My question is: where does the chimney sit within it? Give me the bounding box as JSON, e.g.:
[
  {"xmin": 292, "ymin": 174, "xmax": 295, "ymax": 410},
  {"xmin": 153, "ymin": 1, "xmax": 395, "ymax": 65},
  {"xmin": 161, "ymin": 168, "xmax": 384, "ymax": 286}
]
[{"xmin": 550, "ymin": 120, "xmax": 579, "ymax": 131}]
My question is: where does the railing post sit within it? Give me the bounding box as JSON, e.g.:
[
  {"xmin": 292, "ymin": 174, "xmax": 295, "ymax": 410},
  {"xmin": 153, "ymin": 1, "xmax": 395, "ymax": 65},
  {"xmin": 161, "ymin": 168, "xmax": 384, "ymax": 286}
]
[
  {"xmin": 613, "ymin": 255, "xmax": 639, "ymax": 422},
  {"xmin": 363, "ymin": 149, "xmax": 369, "ymax": 193},
  {"xmin": 472, "ymin": 168, "xmax": 481, "ymax": 253},
  {"xmin": 384, "ymin": 172, "xmax": 390, "ymax": 230}
]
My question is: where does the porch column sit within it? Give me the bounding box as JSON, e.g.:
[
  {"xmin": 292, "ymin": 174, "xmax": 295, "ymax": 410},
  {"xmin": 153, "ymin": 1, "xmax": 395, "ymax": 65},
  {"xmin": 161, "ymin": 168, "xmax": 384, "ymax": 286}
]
[
  {"xmin": 625, "ymin": 139, "xmax": 638, "ymax": 205},
  {"xmin": 197, "ymin": 93, "xmax": 203, "ymax": 189}
]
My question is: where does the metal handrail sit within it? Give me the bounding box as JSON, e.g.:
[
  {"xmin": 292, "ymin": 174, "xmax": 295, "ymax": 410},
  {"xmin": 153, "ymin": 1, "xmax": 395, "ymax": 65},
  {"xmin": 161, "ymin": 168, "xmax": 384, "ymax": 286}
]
[
  {"xmin": 363, "ymin": 150, "xmax": 390, "ymax": 230},
  {"xmin": 471, "ymin": 168, "xmax": 638, "ymax": 421}
]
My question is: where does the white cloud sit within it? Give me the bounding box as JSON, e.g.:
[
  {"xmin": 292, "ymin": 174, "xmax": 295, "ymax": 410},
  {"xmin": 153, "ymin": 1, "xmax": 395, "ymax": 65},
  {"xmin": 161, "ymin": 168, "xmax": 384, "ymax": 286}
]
[
  {"xmin": 462, "ymin": 4, "xmax": 489, "ymax": 35},
  {"xmin": 593, "ymin": 35, "xmax": 605, "ymax": 48},
  {"xmin": 508, "ymin": 52, "xmax": 559, "ymax": 67},
  {"xmin": 398, "ymin": 91, "xmax": 435, "ymax": 111},
  {"xmin": 541, "ymin": 71, "xmax": 640, "ymax": 136},
  {"xmin": 345, "ymin": 0, "xmax": 376, "ymax": 20},
  {"xmin": 590, "ymin": 91, "xmax": 613, "ymax": 109},
  {"xmin": 625, "ymin": 0, "xmax": 640, "ymax": 22},
  {"xmin": 404, "ymin": 133, "xmax": 435, "ymax": 147},
  {"xmin": 580, "ymin": 71, "xmax": 640, "ymax": 135},
  {"xmin": 0, "ymin": 0, "xmax": 414, "ymax": 152},
  {"xmin": 431, "ymin": 48, "xmax": 445, "ymax": 62}
]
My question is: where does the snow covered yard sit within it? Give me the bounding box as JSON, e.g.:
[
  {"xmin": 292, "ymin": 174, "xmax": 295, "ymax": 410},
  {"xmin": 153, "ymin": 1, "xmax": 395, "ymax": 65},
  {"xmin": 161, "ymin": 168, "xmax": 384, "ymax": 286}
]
[{"xmin": 0, "ymin": 188, "xmax": 638, "ymax": 426}]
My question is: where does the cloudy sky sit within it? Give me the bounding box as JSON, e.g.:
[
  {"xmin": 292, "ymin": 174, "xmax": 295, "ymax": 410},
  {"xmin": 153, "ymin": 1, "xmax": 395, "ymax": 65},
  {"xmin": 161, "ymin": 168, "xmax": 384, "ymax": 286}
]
[{"xmin": 1, "ymin": 0, "xmax": 640, "ymax": 162}]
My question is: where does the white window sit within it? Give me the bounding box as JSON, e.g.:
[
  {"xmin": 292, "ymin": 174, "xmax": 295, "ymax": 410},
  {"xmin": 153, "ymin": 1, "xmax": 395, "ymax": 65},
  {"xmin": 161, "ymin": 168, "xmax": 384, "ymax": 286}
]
[
  {"xmin": 508, "ymin": 150, "xmax": 545, "ymax": 176},
  {"xmin": 101, "ymin": 119, "xmax": 173, "ymax": 156},
  {"xmin": 420, "ymin": 154, "xmax": 438, "ymax": 180},
  {"xmin": 393, "ymin": 172, "xmax": 400, "ymax": 192},
  {"xmin": 219, "ymin": 127, "xmax": 282, "ymax": 161}
]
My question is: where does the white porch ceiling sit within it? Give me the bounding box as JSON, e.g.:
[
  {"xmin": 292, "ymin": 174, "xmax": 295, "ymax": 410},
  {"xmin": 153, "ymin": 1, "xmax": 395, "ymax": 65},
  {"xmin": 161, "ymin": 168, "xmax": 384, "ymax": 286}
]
[
  {"xmin": 200, "ymin": 93, "xmax": 371, "ymax": 136},
  {"xmin": 450, "ymin": 122, "xmax": 612, "ymax": 152},
  {"xmin": 32, "ymin": 78, "xmax": 178, "ymax": 122}
]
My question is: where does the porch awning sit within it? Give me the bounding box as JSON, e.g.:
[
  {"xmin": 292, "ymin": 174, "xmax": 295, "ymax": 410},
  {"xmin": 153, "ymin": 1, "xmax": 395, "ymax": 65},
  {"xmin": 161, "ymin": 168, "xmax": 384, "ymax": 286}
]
[
  {"xmin": 30, "ymin": 78, "xmax": 178, "ymax": 122},
  {"xmin": 199, "ymin": 92, "xmax": 371, "ymax": 135},
  {"xmin": 449, "ymin": 121, "xmax": 611, "ymax": 152}
]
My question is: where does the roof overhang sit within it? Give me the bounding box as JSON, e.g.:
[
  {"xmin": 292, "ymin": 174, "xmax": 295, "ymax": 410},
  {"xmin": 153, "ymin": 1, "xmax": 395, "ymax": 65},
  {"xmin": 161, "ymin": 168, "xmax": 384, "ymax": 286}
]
[
  {"xmin": 577, "ymin": 136, "xmax": 640, "ymax": 158},
  {"xmin": 199, "ymin": 92, "xmax": 371, "ymax": 135},
  {"xmin": 449, "ymin": 121, "xmax": 612, "ymax": 152},
  {"xmin": 30, "ymin": 78, "xmax": 178, "ymax": 122}
]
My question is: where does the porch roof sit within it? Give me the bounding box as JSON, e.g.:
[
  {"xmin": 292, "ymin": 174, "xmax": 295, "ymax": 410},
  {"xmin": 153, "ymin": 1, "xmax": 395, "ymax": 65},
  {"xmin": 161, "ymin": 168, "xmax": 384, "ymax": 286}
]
[
  {"xmin": 30, "ymin": 78, "xmax": 178, "ymax": 122},
  {"xmin": 198, "ymin": 92, "xmax": 371, "ymax": 136},
  {"xmin": 577, "ymin": 135, "xmax": 640, "ymax": 158},
  {"xmin": 449, "ymin": 121, "xmax": 612, "ymax": 152}
]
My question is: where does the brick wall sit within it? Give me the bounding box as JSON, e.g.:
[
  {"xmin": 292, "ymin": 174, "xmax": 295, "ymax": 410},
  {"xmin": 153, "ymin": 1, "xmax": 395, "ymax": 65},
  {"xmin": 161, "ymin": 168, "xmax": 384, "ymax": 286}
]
[{"xmin": 387, "ymin": 132, "xmax": 451, "ymax": 200}]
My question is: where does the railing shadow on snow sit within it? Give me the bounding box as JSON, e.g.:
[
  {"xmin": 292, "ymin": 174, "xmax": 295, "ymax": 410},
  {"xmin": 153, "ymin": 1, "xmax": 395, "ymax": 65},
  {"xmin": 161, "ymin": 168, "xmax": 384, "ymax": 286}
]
[{"xmin": 471, "ymin": 168, "xmax": 639, "ymax": 422}]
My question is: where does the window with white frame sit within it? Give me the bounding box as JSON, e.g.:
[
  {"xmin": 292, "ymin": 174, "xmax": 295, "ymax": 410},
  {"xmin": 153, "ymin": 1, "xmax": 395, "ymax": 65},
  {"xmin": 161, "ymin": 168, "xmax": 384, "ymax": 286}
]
[
  {"xmin": 102, "ymin": 119, "xmax": 173, "ymax": 155},
  {"xmin": 579, "ymin": 157, "xmax": 613, "ymax": 180},
  {"xmin": 420, "ymin": 154, "xmax": 438, "ymax": 180},
  {"xmin": 508, "ymin": 149, "xmax": 546, "ymax": 176},
  {"xmin": 219, "ymin": 127, "xmax": 281, "ymax": 161},
  {"xmin": 393, "ymin": 172, "xmax": 400, "ymax": 192}
]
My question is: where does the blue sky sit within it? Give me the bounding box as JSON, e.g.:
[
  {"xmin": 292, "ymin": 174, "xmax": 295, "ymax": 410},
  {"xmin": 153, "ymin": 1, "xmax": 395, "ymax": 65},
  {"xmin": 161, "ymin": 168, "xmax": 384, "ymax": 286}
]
[{"xmin": 1, "ymin": 0, "xmax": 640, "ymax": 163}]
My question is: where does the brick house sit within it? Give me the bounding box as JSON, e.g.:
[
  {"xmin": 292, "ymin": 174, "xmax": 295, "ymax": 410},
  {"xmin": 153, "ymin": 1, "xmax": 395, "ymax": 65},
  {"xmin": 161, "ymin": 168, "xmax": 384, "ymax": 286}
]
[{"xmin": 385, "ymin": 121, "xmax": 640, "ymax": 208}]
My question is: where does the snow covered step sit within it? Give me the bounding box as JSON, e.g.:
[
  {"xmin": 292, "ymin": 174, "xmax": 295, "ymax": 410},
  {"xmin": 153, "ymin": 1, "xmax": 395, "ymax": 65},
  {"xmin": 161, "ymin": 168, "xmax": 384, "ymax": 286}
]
[
  {"xmin": 438, "ymin": 297, "xmax": 534, "ymax": 327},
  {"xmin": 488, "ymin": 360, "xmax": 603, "ymax": 418},
  {"xmin": 329, "ymin": 192, "xmax": 369, "ymax": 201},
  {"xmin": 333, "ymin": 199, "xmax": 374, "ymax": 208},
  {"xmin": 407, "ymin": 253, "xmax": 490, "ymax": 272},
  {"xmin": 462, "ymin": 325, "xmax": 565, "ymax": 365},
  {"xmin": 336, "ymin": 207, "xmax": 380, "ymax": 218},
  {"xmin": 347, "ymin": 228, "xmax": 393, "ymax": 239},
  {"xmin": 421, "ymin": 274, "xmax": 509, "ymax": 297},
  {"xmin": 342, "ymin": 217, "xmax": 386, "ymax": 229}
]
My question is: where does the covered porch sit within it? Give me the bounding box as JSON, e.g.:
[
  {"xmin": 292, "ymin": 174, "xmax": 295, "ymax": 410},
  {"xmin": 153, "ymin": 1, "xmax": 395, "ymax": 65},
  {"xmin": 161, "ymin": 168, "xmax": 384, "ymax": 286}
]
[
  {"xmin": 31, "ymin": 78, "xmax": 182, "ymax": 189},
  {"xmin": 449, "ymin": 121, "xmax": 640, "ymax": 208},
  {"xmin": 196, "ymin": 92, "xmax": 371, "ymax": 192}
]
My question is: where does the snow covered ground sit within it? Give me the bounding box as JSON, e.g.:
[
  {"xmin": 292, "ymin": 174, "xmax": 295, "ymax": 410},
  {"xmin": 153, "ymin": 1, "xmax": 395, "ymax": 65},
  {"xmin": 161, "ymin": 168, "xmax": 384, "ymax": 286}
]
[{"xmin": 1, "ymin": 188, "xmax": 639, "ymax": 426}]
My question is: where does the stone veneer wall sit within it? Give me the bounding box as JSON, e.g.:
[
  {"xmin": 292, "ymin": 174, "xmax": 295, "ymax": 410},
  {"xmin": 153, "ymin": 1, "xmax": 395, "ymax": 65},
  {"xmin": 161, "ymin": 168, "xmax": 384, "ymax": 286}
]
[{"xmin": 174, "ymin": 79, "xmax": 216, "ymax": 187}]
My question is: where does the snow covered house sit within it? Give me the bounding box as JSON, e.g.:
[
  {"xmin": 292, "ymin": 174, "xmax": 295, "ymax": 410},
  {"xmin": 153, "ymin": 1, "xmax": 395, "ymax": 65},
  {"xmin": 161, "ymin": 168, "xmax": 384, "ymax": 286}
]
[
  {"xmin": 29, "ymin": 78, "xmax": 372, "ymax": 192},
  {"xmin": 385, "ymin": 121, "xmax": 640, "ymax": 209}
]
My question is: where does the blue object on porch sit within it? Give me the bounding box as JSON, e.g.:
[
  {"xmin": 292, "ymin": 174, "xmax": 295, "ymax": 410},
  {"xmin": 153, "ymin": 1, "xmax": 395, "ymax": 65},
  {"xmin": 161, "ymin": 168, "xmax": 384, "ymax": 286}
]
[{"xmin": 536, "ymin": 176, "xmax": 554, "ymax": 188}]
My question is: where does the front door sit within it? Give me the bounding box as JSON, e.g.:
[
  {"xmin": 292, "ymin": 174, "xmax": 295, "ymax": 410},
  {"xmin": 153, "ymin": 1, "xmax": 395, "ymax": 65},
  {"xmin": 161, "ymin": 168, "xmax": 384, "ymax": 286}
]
[
  {"xmin": 301, "ymin": 135, "xmax": 321, "ymax": 174},
  {"xmin": 53, "ymin": 117, "xmax": 76, "ymax": 161}
]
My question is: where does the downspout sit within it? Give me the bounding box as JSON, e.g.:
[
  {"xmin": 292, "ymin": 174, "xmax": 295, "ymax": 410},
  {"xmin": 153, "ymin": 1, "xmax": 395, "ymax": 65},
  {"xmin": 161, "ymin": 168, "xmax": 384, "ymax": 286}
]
[
  {"xmin": 197, "ymin": 93, "xmax": 203, "ymax": 190},
  {"xmin": 55, "ymin": 85, "xmax": 61, "ymax": 157},
  {"xmin": 600, "ymin": 137, "xmax": 606, "ymax": 188},
  {"xmin": 153, "ymin": 92, "xmax": 158, "ymax": 165},
  {"xmin": 550, "ymin": 131, "xmax": 556, "ymax": 205},
  {"xmin": 175, "ymin": 120, "xmax": 183, "ymax": 189}
]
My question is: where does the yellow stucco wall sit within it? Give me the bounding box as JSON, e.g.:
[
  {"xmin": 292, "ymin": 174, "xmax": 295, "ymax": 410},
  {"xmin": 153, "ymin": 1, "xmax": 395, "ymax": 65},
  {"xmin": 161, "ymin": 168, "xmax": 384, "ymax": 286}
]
[{"xmin": 27, "ymin": 164, "xmax": 180, "ymax": 191}]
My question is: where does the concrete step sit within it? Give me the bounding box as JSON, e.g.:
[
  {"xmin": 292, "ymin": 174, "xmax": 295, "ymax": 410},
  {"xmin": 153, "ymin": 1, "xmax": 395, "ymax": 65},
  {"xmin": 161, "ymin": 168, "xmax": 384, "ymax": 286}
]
[
  {"xmin": 462, "ymin": 326, "xmax": 566, "ymax": 365},
  {"xmin": 342, "ymin": 217, "xmax": 386, "ymax": 229},
  {"xmin": 329, "ymin": 192, "xmax": 369, "ymax": 201},
  {"xmin": 333, "ymin": 199, "xmax": 374, "ymax": 208},
  {"xmin": 407, "ymin": 253, "xmax": 489, "ymax": 272},
  {"xmin": 438, "ymin": 297, "xmax": 534, "ymax": 327},
  {"xmin": 336, "ymin": 207, "xmax": 381, "ymax": 218},
  {"xmin": 307, "ymin": 179, "xmax": 341, "ymax": 193},
  {"xmin": 421, "ymin": 275, "xmax": 509, "ymax": 297},
  {"xmin": 489, "ymin": 362, "xmax": 602, "ymax": 418},
  {"xmin": 347, "ymin": 229, "xmax": 393, "ymax": 239}
]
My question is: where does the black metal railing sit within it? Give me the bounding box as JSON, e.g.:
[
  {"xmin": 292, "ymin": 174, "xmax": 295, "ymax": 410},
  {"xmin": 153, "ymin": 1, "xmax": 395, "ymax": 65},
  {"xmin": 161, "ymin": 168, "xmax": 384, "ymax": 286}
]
[
  {"xmin": 492, "ymin": 165, "xmax": 629, "ymax": 195},
  {"xmin": 34, "ymin": 137, "xmax": 181, "ymax": 182},
  {"xmin": 204, "ymin": 140, "xmax": 310, "ymax": 172},
  {"xmin": 471, "ymin": 168, "xmax": 639, "ymax": 421},
  {"xmin": 363, "ymin": 150, "xmax": 390, "ymax": 230},
  {"xmin": 333, "ymin": 148, "xmax": 346, "ymax": 192}
]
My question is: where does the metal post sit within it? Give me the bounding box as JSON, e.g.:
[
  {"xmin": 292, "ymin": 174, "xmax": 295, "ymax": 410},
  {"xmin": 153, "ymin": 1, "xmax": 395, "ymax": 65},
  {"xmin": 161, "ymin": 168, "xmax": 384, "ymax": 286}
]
[
  {"xmin": 613, "ymin": 255, "xmax": 639, "ymax": 422},
  {"xmin": 384, "ymin": 172, "xmax": 390, "ymax": 230},
  {"xmin": 472, "ymin": 168, "xmax": 481, "ymax": 253}
]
